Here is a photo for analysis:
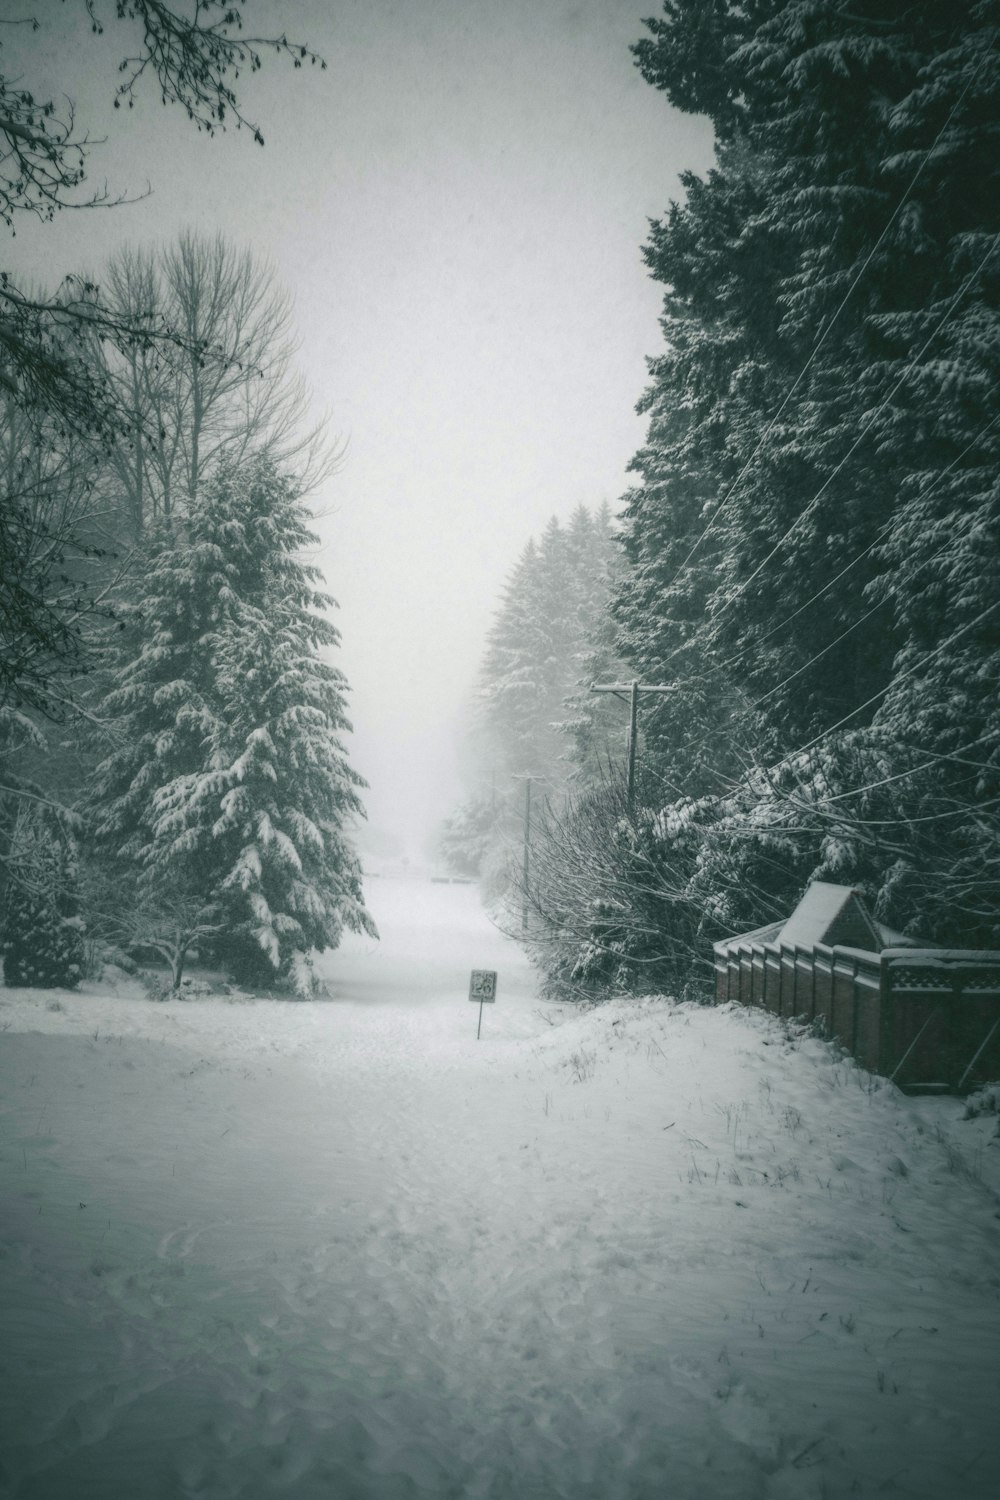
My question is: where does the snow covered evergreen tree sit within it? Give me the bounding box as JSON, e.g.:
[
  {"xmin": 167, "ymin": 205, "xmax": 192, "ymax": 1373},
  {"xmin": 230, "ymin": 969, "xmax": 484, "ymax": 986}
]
[
  {"xmin": 1, "ymin": 807, "xmax": 85, "ymax": 989},
  {"xmin": 446, "ymin": 507, "xmax": 621, "ymax": 896},
  {"xmin": 438, "ymin": 794, "xmax": 495, "ymax": 879},
  {"xmin": 519, "ymin": 1, "xmax": 1000, "ymax": 1004},
  {"xmin": 90, "ymin": 455, "xmax": 374, "ymax": 987},
  {"xmin": 622, "ymin": 0, "xmax": 999, "ymax": 734},
  {"xmin": 477, "ymin": 535, "xmax": 550, "ymax": 781},
  {"xmin": 602, "ymin": 0, "xmax": 1000, "ymax": 946},
  {"xmin": 477, "ymin": 509, "xmax": 621, "ymax": 789}
]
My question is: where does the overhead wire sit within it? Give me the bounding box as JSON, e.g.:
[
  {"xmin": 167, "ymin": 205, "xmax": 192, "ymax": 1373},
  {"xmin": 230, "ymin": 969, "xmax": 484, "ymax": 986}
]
[
  {"xmin": 619, "ymin": 416, "xmax": 999, "ymax": 803},
  {"xmin": 630, "ymin": 221, "xmax": 1000, "ymax": 704},
  {"xmin": 708, "ymin": 411, "xmax": 1000, "ymax": 680},
  {"xmin": 740, "ymin": 454, "xmax": 1000, "ymax": 716},
  {"xmin": 624, "ymin": 258, "xmax": 1000, "ymax": 792},
  {"xmin": 644, "ymin": 31, "xmax": 997, "ymax": 600},
  {"xmin": 618, "ymin": 539, "xmax": 1000, "ymax": 829},
  {"xmin": 709, "ymin": 228, "xmax": 1000, "ymax": 619},
  {"xmin": 820, "ymin": 735, "xmax": 997, "ymax": 805},
  {"xmin": 590, "ymin": 37, "xmax": 1000, "ymax": 838},
  {"xmin": 793, "ymin": 595, "xmax": 1000, "ymax": 757}
]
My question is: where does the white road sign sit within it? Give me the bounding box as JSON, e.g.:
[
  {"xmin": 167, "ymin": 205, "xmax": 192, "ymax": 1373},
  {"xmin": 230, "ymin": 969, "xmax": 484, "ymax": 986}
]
[{"xmin": 469, "ymin": 969, "xmax": 497, "ymax": 1002}]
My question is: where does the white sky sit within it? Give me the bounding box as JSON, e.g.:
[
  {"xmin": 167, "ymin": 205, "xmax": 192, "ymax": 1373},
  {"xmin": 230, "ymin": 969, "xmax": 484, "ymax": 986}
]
[{"xmin": 4, "ymin": 0, "xmax": 714, "ymax": 854}]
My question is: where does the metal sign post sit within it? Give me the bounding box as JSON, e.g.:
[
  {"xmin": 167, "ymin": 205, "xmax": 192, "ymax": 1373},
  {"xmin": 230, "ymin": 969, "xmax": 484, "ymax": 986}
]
[{"xmin": 469, "ymin": 969, "xmax": 498, "ymax": 1039}]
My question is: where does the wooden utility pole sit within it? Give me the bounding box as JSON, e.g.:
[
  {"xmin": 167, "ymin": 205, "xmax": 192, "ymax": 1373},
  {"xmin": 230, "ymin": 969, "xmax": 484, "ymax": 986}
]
[
  {"xmin": 589, "ymin": 680, "xmax": 674, "ymax": 813},
  {"xmin": 521, "ymin": 775, "xmax": 531, "ymax": 930},
  {"xmin": 510, "ymin": 773, "xmax": 534, "ymax": 931},
  {"xmin": 627, "ymin": 680, "xmax": 639, "ymax": 812}
]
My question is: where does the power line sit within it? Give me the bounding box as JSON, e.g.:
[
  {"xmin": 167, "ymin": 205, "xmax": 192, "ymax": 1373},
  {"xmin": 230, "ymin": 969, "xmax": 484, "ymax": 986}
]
[
  {"xmin": 602, "ymin": 40, "xmax": 1000, "ymax": 828},
  {"xmin": 752, "ymin": 598, "xmax": 886, "ymax": 707},
  {"xmin": 648, "ymin": 33, "xmax": 996, "ymax": 593},
  {"xmin": 775, "ymin": 784, "xmax": 1000, "ymax": 831},
  {"xmin": 739, "ymin": 469, "xmax": 997, "ymax": 718},
  {"xmin": 795, "ymin": 595, "xmax": 1000, "ymax": 757},
  {"xmin": 709, "ymin": 412, "xmax": 1000, "ymax": 680},
  {"xmin": 630, "ymin": 229, "xmax": 1000, "ymax": 768},
  {"xmin": 610, "ymin": 512, "xmax": 986, "ymax": 803},
  {"xmin": 643, "ymin": 180, "xmax": 1000, "ymax": 690},
  {"xmin": 708, "ymin": 228, "xmax": 1000, "ymax": 632},
  {"xmin": 614, "ymin": 593, "xmax": 1000, "ymax": 831},
  {"xmin": 819, "ymin": 732, "xmax": 997, "ymax": 806},
  {"xmin": 713, "ymin": 596, "xmax": 1000, "ymax": 817}
]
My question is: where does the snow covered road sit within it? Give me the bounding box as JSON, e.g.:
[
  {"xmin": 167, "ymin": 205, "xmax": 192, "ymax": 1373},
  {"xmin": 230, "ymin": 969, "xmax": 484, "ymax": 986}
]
[{"xmin": 1, "ymin": 877, "xmax": 1000, "ymax": 1498}]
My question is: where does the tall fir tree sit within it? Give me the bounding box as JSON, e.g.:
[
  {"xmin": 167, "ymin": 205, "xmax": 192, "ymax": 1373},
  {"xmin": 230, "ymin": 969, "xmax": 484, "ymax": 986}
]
[
  {"xmin": 443, "ymin": 507, "xmax": 622, "ymax": 880},
  {"xmin": 1, "ymin": 807, "xmax": 85, "ymax": 989},
  {"xmin": 90, "ymin": 456, "xmax": 374, "ymax": 985},
  {"xmin": 608, "ymin": 0, "xmax": 1000, "ymax": 942},
  {"xmin": 476, "ymin": 509, "xmax": 622, "ymax": 790}
]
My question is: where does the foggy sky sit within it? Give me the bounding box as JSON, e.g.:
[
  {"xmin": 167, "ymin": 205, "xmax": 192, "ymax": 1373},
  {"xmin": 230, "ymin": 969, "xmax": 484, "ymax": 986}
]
[{"xmin": 4, "ymin": 0, "xmax": 715, "ymax": 854}]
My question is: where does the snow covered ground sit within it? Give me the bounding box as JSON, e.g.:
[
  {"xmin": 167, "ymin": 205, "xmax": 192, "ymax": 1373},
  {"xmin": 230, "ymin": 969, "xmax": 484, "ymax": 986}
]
[{"xmin": 1, "ymin": 876, "xmax": 999, "ymax": 1500}]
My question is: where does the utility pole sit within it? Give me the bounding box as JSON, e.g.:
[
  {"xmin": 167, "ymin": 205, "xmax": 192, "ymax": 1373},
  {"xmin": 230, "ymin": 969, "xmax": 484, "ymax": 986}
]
[
  {"xmin": 522, "ymin": 776, "xmax": 531, "ymax": 931},
  {"xmin": 589, "ymin": 680, "xmax": 674, "ymax": 814},
  {"xmin": 510, "ymin": 773, "xmax": 534, "ymax": 931}
]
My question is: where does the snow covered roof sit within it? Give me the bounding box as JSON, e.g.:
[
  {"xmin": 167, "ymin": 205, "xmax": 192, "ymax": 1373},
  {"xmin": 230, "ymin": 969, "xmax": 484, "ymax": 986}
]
[
  {"xmin": 714, "ymin": 883, "xmax": 931, "ymax": 954},
  {"xmin": 778, "ymin": 882, "xmax": 882, "ymax": 952}
]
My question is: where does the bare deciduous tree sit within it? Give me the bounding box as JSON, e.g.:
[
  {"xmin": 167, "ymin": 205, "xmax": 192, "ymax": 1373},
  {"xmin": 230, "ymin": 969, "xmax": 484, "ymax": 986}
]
[
  {"xmin": 0, "ymin": 2, "xmax": 324, "ymax": 719},
  {"xmin": 0, "ymin": 382, "xmax": 125, "ymax": 717},
  {"xmin": 99, "ymin": 233, "xmax": 337, "ymax": 534},
  {"xmin": 0, "ymin": 3, "xmax": 324, "ymax": 229}
]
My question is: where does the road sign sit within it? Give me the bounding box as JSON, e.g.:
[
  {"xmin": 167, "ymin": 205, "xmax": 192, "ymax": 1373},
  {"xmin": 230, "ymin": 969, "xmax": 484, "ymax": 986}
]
[
  {"xmin": 469, "ymin": 969, "xmax": 498, "ymax": 1039},
  {"xmin": 469, "ymin": 969, "xmax": 497, "ymax": 1003}
]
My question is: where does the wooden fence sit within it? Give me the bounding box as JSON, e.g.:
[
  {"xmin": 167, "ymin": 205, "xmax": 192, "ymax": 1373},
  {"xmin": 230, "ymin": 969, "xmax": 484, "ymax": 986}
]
[{"xmin": 713, "ymin": 936, "xmax": 1000, "ymax": 1092}]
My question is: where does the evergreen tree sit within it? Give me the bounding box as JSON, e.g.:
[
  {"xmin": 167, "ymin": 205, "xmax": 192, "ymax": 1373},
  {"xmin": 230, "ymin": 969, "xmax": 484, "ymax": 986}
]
[
  {"xmin": 477, "ymin": 510, "xmax": 622, "ymax": 789},
  {"xmin": 561, "ymin": 504, "xmax": 633, "ymax": 782},
  {"xmin": 621, "ymin": 0, "xmax": 998, "ymax": 742},
  {"xmin": 478, "ymin": 535, "xmax": 551, "ymax": 780},
  {"xmin": 90, "ymin": 455, "xmax": 373, "ymax": 986},
  {"xmin": 1, "ymin": 807, "xmax": 85, "ymax": 989},
  {"xmin": 450, "ymin": 506, "xmax": 622, "ymax": 898},
  {"xmin": 522, "ymin": 1, "xmax": 1000, "ymax": 1004},
  {"xmin": 607, "ymin": 0, "xmax": 1000, "ymax": 944},
  {"xmin": 438, "ymin": 794, "xmax": 495, "ymax": 879}
]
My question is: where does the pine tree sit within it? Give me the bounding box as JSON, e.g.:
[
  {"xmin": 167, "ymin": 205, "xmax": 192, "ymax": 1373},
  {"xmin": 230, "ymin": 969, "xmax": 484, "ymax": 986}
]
[
  {"xmin": 561, "ymin": 504, "xmax": 632, "ymax": 782},
  {"xmin": 610, "ymin": 0, "xmax": 1000, "ymax": 943},
  {"xmin": 438, "ymin": 794, "xmax": 495, "ymax": 878},
  {"xmin": 477, "ymin": 535, "xmax": 551, "ymax": 780},
  {"xmin": 622, "ymin": 2, "xmax": 996, "ymax": 738},
  {"xmin": 1, "ymin": 808, "xmax": 85, "ymax": 989},
  {"xmin": 90, "ymin": 455, "xmax": 374, "ymax": 986},
  {"xmin": 477, "ymin": 510, "xmax": 623, "ymax": 790},
  {"xmin": 451, "ymin": 507, "xmax": 623, "ymax": 897}
]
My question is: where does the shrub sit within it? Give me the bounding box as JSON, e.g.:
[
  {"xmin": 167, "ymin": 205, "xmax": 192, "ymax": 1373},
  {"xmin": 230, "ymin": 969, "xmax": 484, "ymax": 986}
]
[{"xmin": 1, "ymin": 810, "xmax": 85, "ymax": 988}]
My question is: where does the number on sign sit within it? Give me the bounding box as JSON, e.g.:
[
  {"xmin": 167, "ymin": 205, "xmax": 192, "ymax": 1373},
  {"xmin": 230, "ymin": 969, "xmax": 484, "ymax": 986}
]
[{"xmin": 469, "ymin": 969, "xmax": 497, "ymax": 1002}]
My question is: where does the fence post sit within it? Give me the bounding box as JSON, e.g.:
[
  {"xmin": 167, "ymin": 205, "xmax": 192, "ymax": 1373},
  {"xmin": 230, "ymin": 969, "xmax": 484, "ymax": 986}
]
[
  {"xmin": 957, "ymin": 1015, "xmax": 1000, "ymax": 1093},
  {"xmin": 851, "ymin": 956, "xmax": 859, "ymax": 1055}
]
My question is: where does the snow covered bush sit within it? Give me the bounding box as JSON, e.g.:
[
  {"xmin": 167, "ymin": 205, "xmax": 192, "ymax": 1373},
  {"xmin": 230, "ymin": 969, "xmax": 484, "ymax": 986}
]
[
  {"xmin": 517, "ymin": 725, "xmax": 1000, "ymax": 1005},
  {"xmin": 89, "ymin": 455, "xmax": 376, "ymax": 989},
  {"xmin": 682, "ymin": 732, "xmax": 1000, "ymax": 949},
  {"xmin": 514, "ymin": 765, "xmax": 709, "ymax": 1002},
  {"xmin": 1, "ymin": 808, "xmax": 85, "ymax": 989}
]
